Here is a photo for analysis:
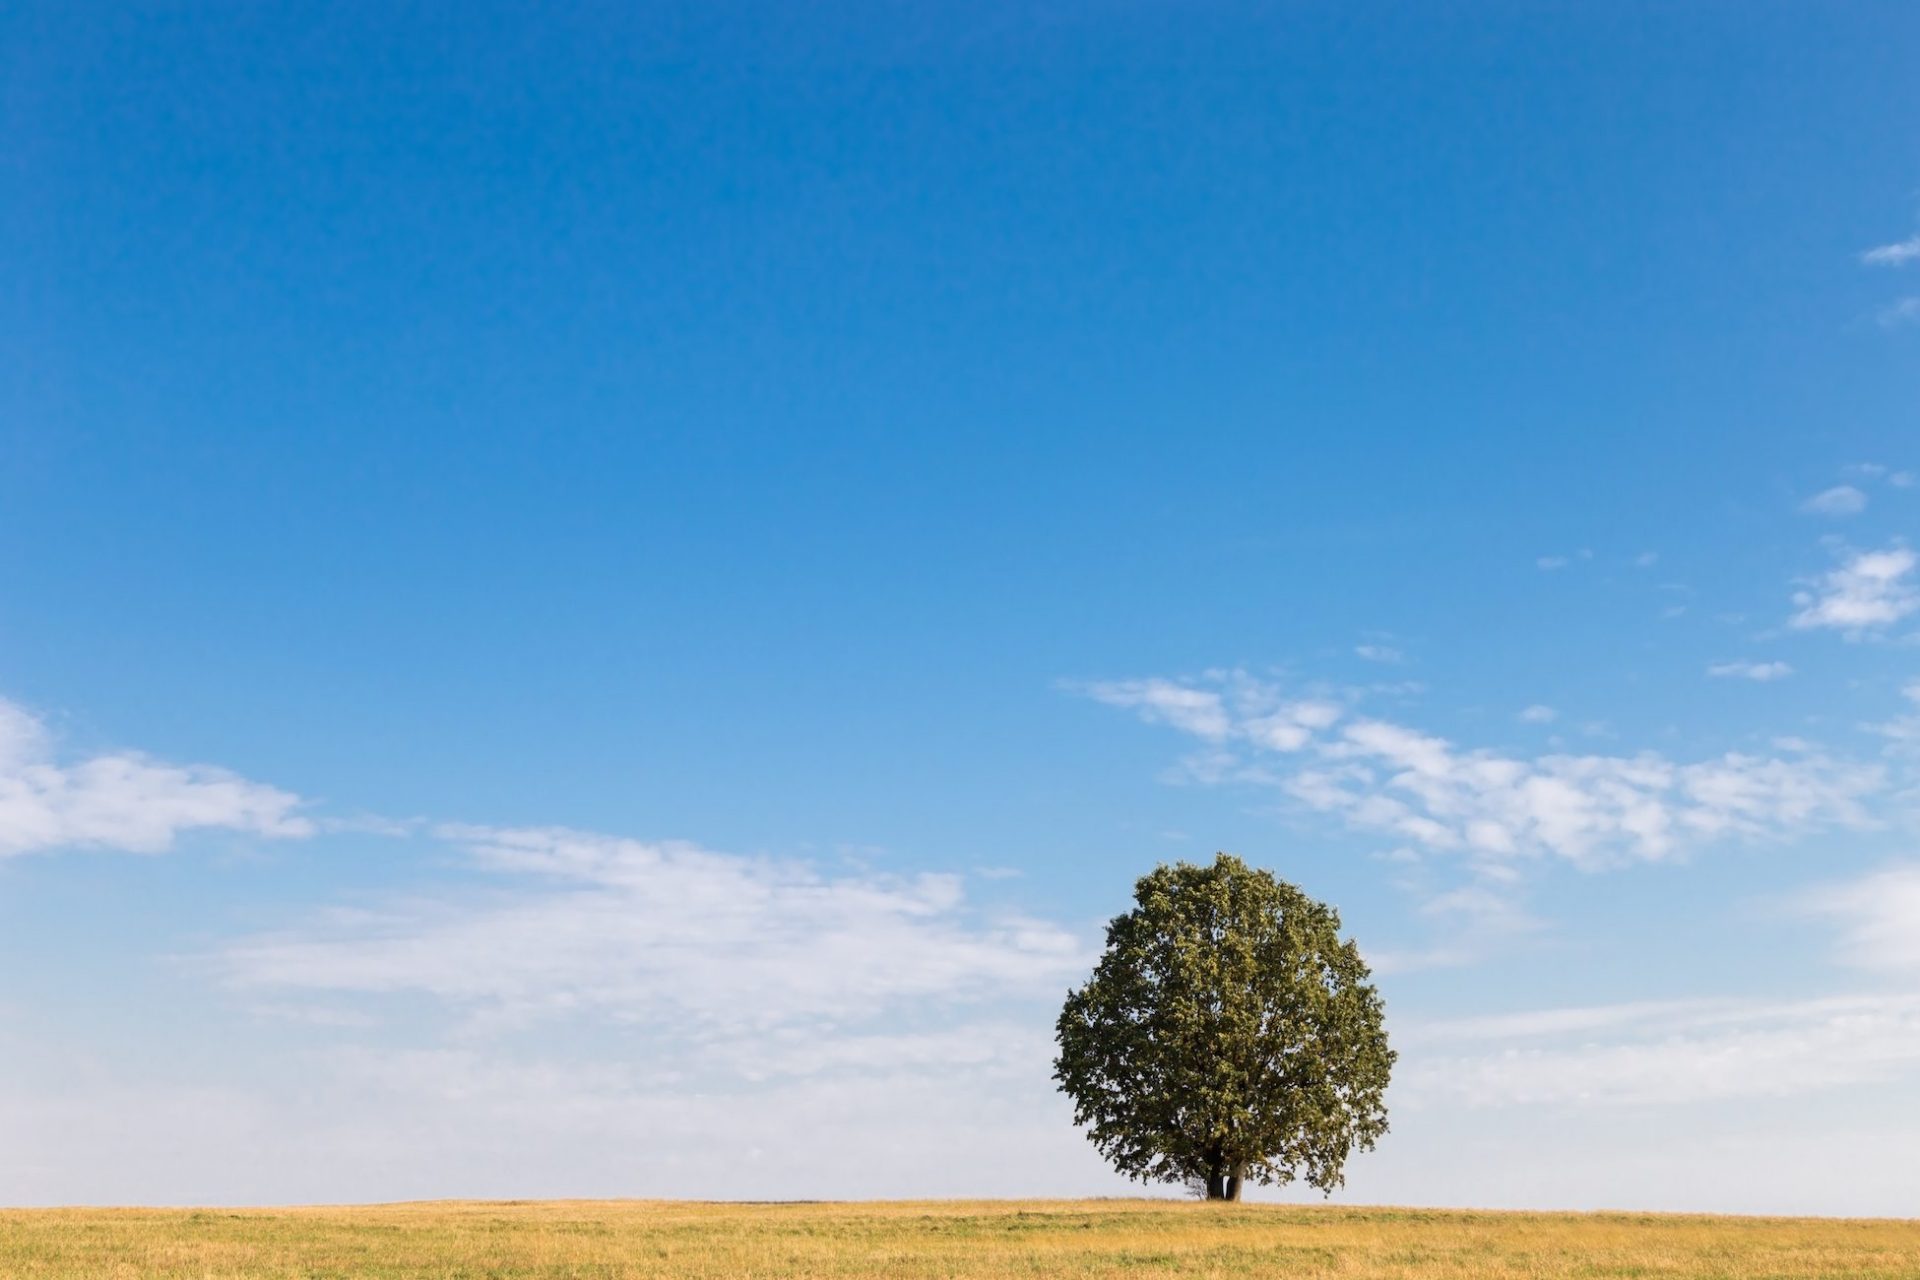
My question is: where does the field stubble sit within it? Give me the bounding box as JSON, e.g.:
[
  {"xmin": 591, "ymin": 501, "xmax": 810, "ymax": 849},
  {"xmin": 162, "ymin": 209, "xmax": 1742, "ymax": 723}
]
[{"xmin": 1, "ymin": 1198, "xmax": 1917, "ymax": 1279}]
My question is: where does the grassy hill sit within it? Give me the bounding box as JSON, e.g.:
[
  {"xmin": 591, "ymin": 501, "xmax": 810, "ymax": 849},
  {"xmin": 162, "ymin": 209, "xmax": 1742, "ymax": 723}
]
[{"xmin": 3, "ymin": 1198, "xmax": 1917, "ymax": 1278}]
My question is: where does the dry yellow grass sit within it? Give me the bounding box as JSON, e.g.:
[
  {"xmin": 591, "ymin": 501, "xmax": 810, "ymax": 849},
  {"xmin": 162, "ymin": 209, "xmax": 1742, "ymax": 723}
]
[{"xmin": 1, "ymin": 1198, "xmax": 1916, "ymax": 1279}]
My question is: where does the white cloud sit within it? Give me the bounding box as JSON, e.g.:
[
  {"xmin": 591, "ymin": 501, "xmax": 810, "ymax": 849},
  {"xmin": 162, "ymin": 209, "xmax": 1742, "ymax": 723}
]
[
  {"xmin": 1081, "ymin": 674, "xmax": 1342, "ymax": 755},
  {"xmin": 1707, "ymin": 660, "xmax": 1793, "ymax": 682},
  {"xmin": 1633, "ymin": 552, "xmax": 1659, "ymax": 568},
  {"xmin": 1398, "ymin": 993, "xmax": 1920, "ymax": 1108},
  {"xmin": 0, "ymin": 698, "xmax": 310, "ymax": 857},
  {"xmin": 1800, "ymin": 485, "xmax": 1868, "ymax": 517},
  {"xmin": 1789, "ymin": 544, "xmax": 1919, "ymax": 635},
  {"xmin": 0, "ymin": 1028, "xmax": 1109, "ymax": 1205},
  {"xmin": 1879, "ymin": 297, "xmax": 1920, "ymax": 328},
  {"xmin": 1082, "ymin": 672, "xmax": 1880, "ymax": 868},
  {"xmin": 1355, "ymin": 644, "xmax": 1405, "ymax": 665},
  {"xmin": 1076, "ymin": 677, "xmax": 1231, "ymax": 740},
  {"xmin": 220, "ymin": 825, "xmax": 1087, "ymax": 1053},
  {"xmin": 1805, "ymin": 863, "xmax": 1920, "ymax": 973},
  {"xmin": 1518, "ymin": 704, "xmax": 1557, "ymax": 724},
  {"xmin": 200, "ymin": 825, "xmax": 1102, "ymax": 1202},
  {"xmin": 1405, "ymin": 997, "xmax": 1728, "ymax": 1044},
  {"xmin": 1310, "ymin": 726, "xmax": 1876, "ymax": 866},
  {"xmin": 1862, "ymin": 235, "xmax": 1920, "ymax": 267},
  {"xmin": 1870, "ymin": 681, "xmax": 1920, "ymax": 753},
  {"xmin": 1536, "ymin": 556, "xmax": 1570, "ymax": 571}
]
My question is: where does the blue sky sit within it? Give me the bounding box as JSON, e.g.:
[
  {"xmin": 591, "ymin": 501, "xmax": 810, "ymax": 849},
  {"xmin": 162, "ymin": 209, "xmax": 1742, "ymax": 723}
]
[{"xmin": 5, "ymin": 1, "xmax": 1920, "ymax": 1212}]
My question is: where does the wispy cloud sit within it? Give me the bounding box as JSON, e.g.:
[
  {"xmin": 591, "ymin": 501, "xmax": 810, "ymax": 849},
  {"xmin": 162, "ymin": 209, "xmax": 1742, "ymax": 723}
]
[
  {"xmin": 1076, "ymin": 674, "xmax": 1338, "ymax": 752},
  {"xmin": 1308, "ymin": 724, "xmax": 1874, "ymax": 865},
  {"xmin": 1536, "ymin": 556, "xmax": 1570, "ymax": 571},
  {"xmin": 1878, "ymin": 297, "xmax": 1920, "ymax": 328},
  {"xmin": 1398, "ymin": 992, "xmax": 1920, "ymax": 1108},
  {"xmin": 0, "ymin": 1027, "xmax": 1093, "ymax": 1204},
  {"xmin": 1867, "ymin": 681, "xmax": 1920, "ymax": 754},
  {"xmin": 1862, "ymin": 234, "xmax": 1920, "ymax": 267},
  {"xmin": 0, "ymin": 698, "xmax": 311, "ymax": 857},
  {"xmin": 1860, "ymin": 225, "xmax": 1920, "ymax": 328},
  {"xmin": 1355, "ymin": 644, "xmax": 1405, "ymax": 665},
  {"xmin": 1079, "ymin": 672, "xmax": 1880, "ymax": 869},
  {"xmin": 204, "ymin": 822, "xmax": 1096, "ymax": 1199},
  {"xmin": 219, "ymin": 825, "xmax": 1087, "ymax": 1056},
  {"xmin": 1805, "ymin": 863, "xmax": 1920, "ymax": 973},
  {"xmin": 1789, "ymin": 544, "xmax": 1919, "ymax": 635},
  {"xmin": 1707, "ymin": 660, "xmax": 1793, "ymax": 682},
  {"xmin": 1800, "ymin": 485, "xmax": 1867, "ymax": 517},
  {"xmin": 1075, "ymin": 677, "xmax": 1232, "ymax": 740},
  {"xmin": 1517, "ymin": 704, "xmax": 1557, "ymax": 724}
]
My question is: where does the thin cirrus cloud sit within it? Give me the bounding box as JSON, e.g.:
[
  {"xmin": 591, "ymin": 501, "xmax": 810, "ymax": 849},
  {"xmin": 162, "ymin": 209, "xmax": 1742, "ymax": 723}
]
[
  {"xmin": 1397, "ymin": 992, "xmax": 1920, "ymax": 1108},
  {"xmin": 1804, "ymin": 863, "xmax": 1920, "ymax": 973},
  {"xmin": 1861, "ymin": 234, "xmax": 1920, "ymax": 267},
  {"xmin": 1706, "ymin": 661, "xmax": 1793, "ymax": 682},
  {"xmin": 1800, "ymin": 485, "xmax": 1868, "ymax": 517},
  {"xmin": 1869, "ymin": 681, "xmax": 1920, "ymax": 753},
  {"xmin": 1355, "ymin": 644, "xmax": 1406, "ymax": 665},
  {"xmin": 1080, "ymin": 672, "xmax": 1880, "ymax": 867},
  {"xmin": 1879, "ymin": 297, "xmax": 1920, "ymax": 328},
  {"xmin": 0, "ymin": 1024, "xmax": 1096, "ymax": 1205},
  {"xmin": 1077, "ymin": 676, "xmax": 1341, "ymax": 753},
  {"xmin": 1860, "ymin": 230, "xmax": 1920, "ymax": 328},
  {"xmin": 207, "ymin": 821, "xmax": 1095, "ymax": 1194},
  {"xmin": 1842, "ymin": 463, "xmax": 1914, "ymax": 487},
  {"xmin": 0, "ymin": 717, "xmax": 1101, "ymax": 1203},
  {"xmin": 218, "ymin": 824, "xmax": 1089, "ymax": 1065},
  {"xmin": 1072, "ymin": 676, "xmax": 1237, "ymax": 741},
  {"xmin": 0, "ymin": 697, "xmax": 311, "ymax": 858},
  {"xmin": 1789, "ymin": 544, "xmax": 1920, "ymax": 634},
  {"xmin": 1393, "ymin": 849, "xmax": 1920, "ymax": 1108}
]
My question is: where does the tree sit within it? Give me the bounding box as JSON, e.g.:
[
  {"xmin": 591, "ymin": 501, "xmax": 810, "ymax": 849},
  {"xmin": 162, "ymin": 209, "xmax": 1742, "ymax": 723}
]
[{"xmin": 1053, "ymin": 853, "xmax": 1393, "ymax": 1201}]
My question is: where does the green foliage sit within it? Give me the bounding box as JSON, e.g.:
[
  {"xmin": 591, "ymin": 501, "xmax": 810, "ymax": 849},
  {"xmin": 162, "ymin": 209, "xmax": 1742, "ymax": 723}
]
[{"xmin": 1054, "ymin": 853, "xmax": 1394, "ymax": 1200}]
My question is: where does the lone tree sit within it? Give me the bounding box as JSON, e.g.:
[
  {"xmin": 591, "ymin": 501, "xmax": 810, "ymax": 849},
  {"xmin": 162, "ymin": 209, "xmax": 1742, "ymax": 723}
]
[{"xmin": 1054, "ymin": 853, "xmax": 1393, "ymax": 1201}]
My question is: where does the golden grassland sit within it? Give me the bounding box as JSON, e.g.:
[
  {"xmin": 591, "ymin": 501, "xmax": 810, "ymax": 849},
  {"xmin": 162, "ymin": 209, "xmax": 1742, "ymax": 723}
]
[{"xmin": 2, "ymin": 1198, "xmax": 1917, "ymax": 1279}]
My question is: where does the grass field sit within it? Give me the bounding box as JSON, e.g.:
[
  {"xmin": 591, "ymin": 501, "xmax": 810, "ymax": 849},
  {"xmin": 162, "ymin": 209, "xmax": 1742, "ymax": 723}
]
[{"xmin": 2, "ymin": 1199, "xmax": 1918, "ymax": 1279}]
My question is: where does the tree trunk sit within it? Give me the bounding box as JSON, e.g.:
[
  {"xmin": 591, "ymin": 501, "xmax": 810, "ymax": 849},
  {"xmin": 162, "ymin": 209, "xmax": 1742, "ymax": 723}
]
[
  {"xmin": 1225, "ymin": 1163, "xmax": 1246, "ymax": 1202},
  {"xmin": 1204, "ymin": 1169, "xmax": 1227, "ymax": 1200}
]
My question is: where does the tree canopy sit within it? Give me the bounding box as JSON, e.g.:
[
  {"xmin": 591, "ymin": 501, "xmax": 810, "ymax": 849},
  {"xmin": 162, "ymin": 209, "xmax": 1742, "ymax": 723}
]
[{"xmin": 1053, "ymin": 853, "xmax": 1393, "ymax": 1200}]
